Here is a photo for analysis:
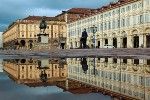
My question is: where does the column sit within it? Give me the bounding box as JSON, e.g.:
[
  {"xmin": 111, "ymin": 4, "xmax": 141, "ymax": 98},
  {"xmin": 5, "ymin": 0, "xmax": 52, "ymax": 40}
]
[
  {"xmin": 117, "ymin": 37, "xmax": 121, "ymax": 48},
  {"xmin": 109, "ymin": 38, "xmax": 113, "ymax": 46},
  {"xmin": 127, "ymin": 36, "xmax": 132, "ymax": 48},
  {"xmin": 143, "ymin": 34, "xmax": 147, "ymax": 48},
  {"xmin": 100, "ymin": 38, "xmax": 103, "ymax": 48},
  {"xmin": 139, "ymin": 34, "xmax": 144, "ymax": 48}
]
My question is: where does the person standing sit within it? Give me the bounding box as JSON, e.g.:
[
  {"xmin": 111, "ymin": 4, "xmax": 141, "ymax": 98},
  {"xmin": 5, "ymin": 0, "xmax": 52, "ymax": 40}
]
[{"xmin": 81, "ymin": 29, "xmax": 88, "ymax": 48}]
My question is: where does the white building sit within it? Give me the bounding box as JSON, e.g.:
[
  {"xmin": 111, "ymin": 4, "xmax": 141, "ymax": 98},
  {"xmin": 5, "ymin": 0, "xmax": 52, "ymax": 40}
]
[
  {"xmin": 67, "ymin": 0, "xmax": 150, "ymax": 48},
  {"xmin": 67, "ymin": 57, "xmax": 150, "ymax": 100},
  {"xmin": 0, "ymin": 59, "xmax": 3, "ymax": 72},
  {"xmin": 0, "ymin": 32, "xmax": 3, "ymax": 48}
]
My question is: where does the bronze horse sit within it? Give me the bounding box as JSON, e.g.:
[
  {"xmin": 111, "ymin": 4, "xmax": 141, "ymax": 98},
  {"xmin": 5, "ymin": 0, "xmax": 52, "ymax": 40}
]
[{"xmin": 39, "ymin": 17, "xmax": 47, "ymax": 33}]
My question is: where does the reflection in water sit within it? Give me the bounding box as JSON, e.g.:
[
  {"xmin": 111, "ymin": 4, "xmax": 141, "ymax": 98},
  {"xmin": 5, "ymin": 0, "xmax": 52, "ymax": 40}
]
[
  {"xmin": 0, "ymin": 59, "xmax": 2, "ymax": 72},
  {"xmin": 3, "ymin": 59, "xmax": 67, "ymax": 87},
  {"xmin": 2, "ymin": 58, "xmax": 150, "ymax": 100},
  {"xmin": 80, "ymin": 58, "xmax": 88, "ymax": 74},
  {"xmin": 68, "ymin": 58, "xmax": 150, "ymax": 100}
]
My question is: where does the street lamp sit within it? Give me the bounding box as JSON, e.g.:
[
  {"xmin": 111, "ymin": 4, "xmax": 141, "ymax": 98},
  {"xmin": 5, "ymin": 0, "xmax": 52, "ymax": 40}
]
[
  {"xmin": 91, "ymin": 58, "xmax": 98, "ymax": 76},
  {"xmin": 90, "ymin": 25, "xmax": 97, "ymax": 48}
]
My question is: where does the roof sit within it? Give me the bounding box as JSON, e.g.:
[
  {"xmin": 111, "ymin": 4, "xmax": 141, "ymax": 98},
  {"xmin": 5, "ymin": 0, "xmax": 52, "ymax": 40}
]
[
  {"xmin": 97, "ymin": 0, "xmax": 136, "ymax": 12},
  {"xmin": 23, "ymin": 16, "xmax": 65, "ymax": 21},
  {"xmin": 67, "ymin": 8, "xmax": 96, "ymax": 14},
  {"xmin": 68, "ymin": 0, "xmax": 140, "ymax": 23},
  {"xmin": 55, "ymin": 8, "xmax": 97, "ymax": 17}
]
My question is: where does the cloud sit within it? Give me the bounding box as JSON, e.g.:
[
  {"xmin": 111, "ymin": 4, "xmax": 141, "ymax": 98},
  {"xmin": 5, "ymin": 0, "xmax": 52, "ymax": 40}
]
[
  {"xmin": 24, "ymin": 8, "xmax": 62, "ymax": 17},
  {"xmin": 0, "ymin": 0, "xmax": 113, "ymax": 31}
]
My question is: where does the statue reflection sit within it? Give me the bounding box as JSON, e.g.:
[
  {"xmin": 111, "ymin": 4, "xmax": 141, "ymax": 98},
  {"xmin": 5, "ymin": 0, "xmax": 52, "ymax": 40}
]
[
  {"xmin": 40, "ymin": 70, "xmax": 47, "ymax": 83},
  {"xmin": 80, "ymin": 58, "xmax": 88, "ymax": 74},
  {"xmin": 37, "ymin": 59, "xmax": 49, "ymax": 83},
  {"xmin": 3, "ymin": 59, "xmax": 67, "ymax": 87}
]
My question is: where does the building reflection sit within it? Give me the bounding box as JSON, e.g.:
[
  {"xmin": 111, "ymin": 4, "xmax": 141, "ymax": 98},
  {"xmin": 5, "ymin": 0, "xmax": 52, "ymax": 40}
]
[
  {"xmin": 2, "ymin": 57, "xmax": 150, "ymax": 99},
  {"xmin": 3, "ymin": 58, "xmax": 67, "ymax": 87},
  {"xmin": 67, "ymin": 58, "xmax": 150, "ymax": 100}
]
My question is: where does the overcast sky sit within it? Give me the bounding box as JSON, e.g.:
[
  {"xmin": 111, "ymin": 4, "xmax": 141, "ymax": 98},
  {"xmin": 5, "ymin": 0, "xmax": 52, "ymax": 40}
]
[{"xmin": 0, "ymin": 0, "xmax": 115, "ymax": 31}]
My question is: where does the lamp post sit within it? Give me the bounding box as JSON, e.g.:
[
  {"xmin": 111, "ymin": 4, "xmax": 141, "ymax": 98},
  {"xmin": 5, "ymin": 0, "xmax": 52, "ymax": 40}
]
[
  {"xmin": 90, "ymin": 25, "xmax": 97, "ymax": 48},
  {"xmin": 91, "ymin": 58, "xmax": 98, "ymax": 76}
]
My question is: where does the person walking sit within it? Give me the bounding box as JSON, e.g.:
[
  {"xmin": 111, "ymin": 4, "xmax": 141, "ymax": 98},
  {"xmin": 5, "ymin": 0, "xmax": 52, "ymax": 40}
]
[{"xmin": 81, "ymin": 29, "xmax": 88, "ymax": 48}]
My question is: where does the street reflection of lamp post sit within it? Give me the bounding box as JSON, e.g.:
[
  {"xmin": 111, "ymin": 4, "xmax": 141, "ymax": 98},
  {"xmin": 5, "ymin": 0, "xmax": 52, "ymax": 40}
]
[
  {"xmin": 90, "ymin": 25, "xmax": 97, "ymax": 48},
  {"xmin": 91, "ymin": 58, "xmax": 98, "ymax": 76}
]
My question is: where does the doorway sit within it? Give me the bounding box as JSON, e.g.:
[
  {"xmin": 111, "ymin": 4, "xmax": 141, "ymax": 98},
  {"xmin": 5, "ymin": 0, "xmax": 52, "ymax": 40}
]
[
  {"xmin": 133, "ymin": 36, "xmax": 139, "ymax": 48},
  {"xmin": 113, "ymin": 38, "xmax": 117, "ymax": 48},
  {"xmin": 122, "ymin": 37, "xmax": 127, "ymax": 48}
]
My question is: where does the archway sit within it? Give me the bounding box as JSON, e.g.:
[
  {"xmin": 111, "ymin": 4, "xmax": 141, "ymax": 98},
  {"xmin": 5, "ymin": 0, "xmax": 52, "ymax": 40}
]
[
  {"xmin": 20, "ymin": 40, "xmax": 26, "ymax": 47},
  {"xmin": 61, "ymin": 43, "xmax": 65, "ymax": 49},
  {"xmin": 146, "ymin": 35, "xmax": 150, "ymax": 48},
  {"xmin": 70, "ymin": 42, "xmax": 73, "ymax": 49},
  {"xmin": 133, "ymin": 36, "xmax": 139, "ymax": 48},
  {"xmin": 29, "ymin": 40, "xmax": 33, "ymax": 49},
  {"xmin": 97, "ymin": 41, "xmax": 100, "ymax": 48},
  {"xmin": 105, "ymin": 39, "xmax": 108, "ymax": 45},
  {"xmin": 122, "ymin": 37, "xmax": 127, "ymax": 48},
  {"xmin": 113, "ymin": 38, "xmax": 117, "ymax": 48},
  {"xmin": 20, "ymin": 59, "xmax": 26, "ymax": 63}
]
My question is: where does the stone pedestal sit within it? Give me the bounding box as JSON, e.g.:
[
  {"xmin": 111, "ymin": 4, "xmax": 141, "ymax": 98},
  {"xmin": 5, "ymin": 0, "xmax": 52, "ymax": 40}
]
[
  {"xmin": 33, "ymin": 33, "xmax": 50, "ymax": 50},
  {"xmin": 37, "ymin": 33, "xmax": 49, "ymax": 43}
]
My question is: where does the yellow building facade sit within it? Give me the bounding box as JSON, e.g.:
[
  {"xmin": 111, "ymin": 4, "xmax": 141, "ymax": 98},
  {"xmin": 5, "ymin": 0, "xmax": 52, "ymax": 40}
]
[
  {"xmin": 3, "ymin": 59, "xmax": 67, "ymax": 85},
  {"xmin": 3, "ymin": 16, "xmax": 67, "ymax": 49},
  {"xmin": 67, "ymin": 0, "xmax": 150, "ymax": 48}
]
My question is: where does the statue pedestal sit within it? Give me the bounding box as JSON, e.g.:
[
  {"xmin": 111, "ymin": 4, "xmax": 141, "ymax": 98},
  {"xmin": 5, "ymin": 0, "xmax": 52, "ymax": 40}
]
[
  {"xmin": 37, "ymin": 33, "xmax": 49, "ymax": 43},
  {"xmin": 33, "ymin": 33, "xmax": 50, "ymax": 50},
  {"xmin": 38, "ymin": 59, "xmax": 49, "ymax": 68}
]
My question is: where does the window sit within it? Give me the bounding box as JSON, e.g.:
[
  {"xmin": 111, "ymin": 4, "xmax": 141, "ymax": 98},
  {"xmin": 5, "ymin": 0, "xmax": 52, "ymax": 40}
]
[
  {"xmin": 133, "ymin": 59, "xmax": 139, "ymax": 65},
  {"xmin": 112, "ymin": 11, "xmax": 115, "ymax": 15},
  {"xmin": 104, "ymin": 23, "xmax": 107, "ymax": 30},
  {"xmin": 145, "ymin": 13, "xmax": 150, "ymax": 23},
  {"xmin": 139, "ymin": 15, "xmax": 143, "ymax": 24},
  {"xmin": 113, "ymin": 58, "xmax": 117, "ymax": 63},
  {"xmin": 22, "ymin": 66, "xmax": 24, "ymax": 71},
  {"xmin": 112, "ymin": 20, "xmax": 115, "ymax": 29},
  {"xmin": 101, "ymin": 23, "xmax": 103, "ymax": 31},
  {"xmin": 132, "ymin": 4, "xmax": 137, "ymax": 10},
  {"xmin": 146, "ymin": 0, "xmax": 149, "ymax": 5},
  {"xmin": 122, "ymin": 19, "xmax": 125, "ymax": 27},
  {"xmin": 22, "ymin": 75, "xmax": 24, "ymax": 79},
  {"xmin": 126, "ymin": 17, "xmax": 130, "ymax": 26},
  {"xmin": 126, "ymin": 6, "xmax": 131, "ymax": 11},
  {"xmin": 121, "ymin": 8, "xmax": 125, "ymax": 13},
  {"xmin": 109, "ymin": 12, "xmax": 111, "ymax": 16},
  {"xmin": 105, "ymin": 58, "xmax": 108, "ymax": 63},
  {"xmin": 138, "ymin": 3, "xmax": 143, "ymax": 8},
  {"xmin": 30, "ymin": 34, "xmax": 32, "ymax": 37},
  {"xmin": 147, "ymin": 60, "xmax": 150, "ymax": 65},
  {"xmin": 55, "ymin": 65, "xmax": 57, "ymax": 69},
  {"xmin": 117, "ymin": 20, "xmax": 120, "ymax": 28},
  {"xmin": 123, "ymin": 59, "xmax": 127, "ymax": 64},
  {"xmin": 116, "ymin": 9, "xmax": 120, "ymax": 14},
  {"xmin": 108, "ymin": 21, "xmax": 111, "ymax": 29}
]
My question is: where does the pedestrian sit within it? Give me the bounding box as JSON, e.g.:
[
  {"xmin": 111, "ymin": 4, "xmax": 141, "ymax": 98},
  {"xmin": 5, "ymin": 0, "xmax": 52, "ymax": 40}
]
[{"xmin": 81, "ymin": 29, "xmax": 88, "ymax": 48}]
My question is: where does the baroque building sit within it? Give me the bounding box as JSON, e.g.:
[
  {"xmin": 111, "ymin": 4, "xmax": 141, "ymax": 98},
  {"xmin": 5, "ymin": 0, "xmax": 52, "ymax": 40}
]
[
  {"xmin": 67, "ymin": 0, "xmax": 150, "ymax": 48},
  {"xmin": 67, "ymin": 57, "xmax": 150, "ymax": 100},
  {"xmin": 3, "ymin": 16, "xmax": 67, "ymax": 49},
  {"xmin": 3, "ymin": 58, "xmax": 67, "ymax": 85}
]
